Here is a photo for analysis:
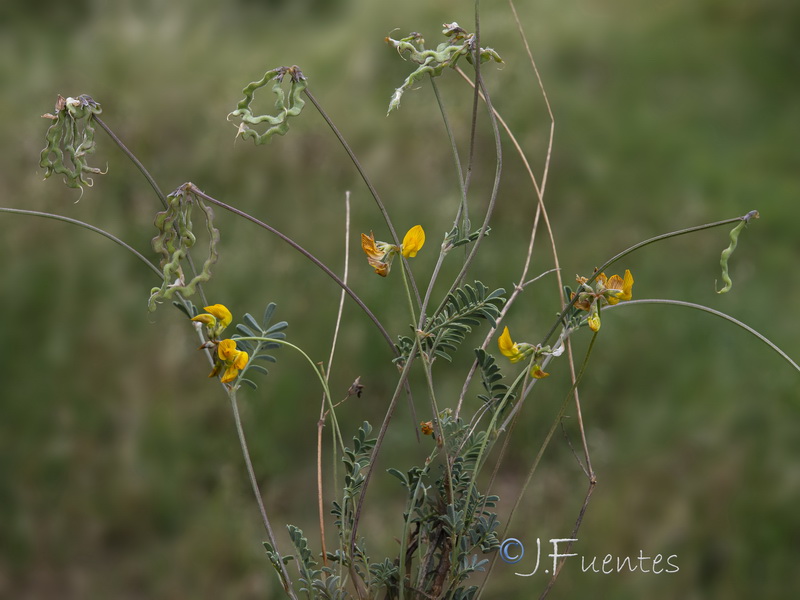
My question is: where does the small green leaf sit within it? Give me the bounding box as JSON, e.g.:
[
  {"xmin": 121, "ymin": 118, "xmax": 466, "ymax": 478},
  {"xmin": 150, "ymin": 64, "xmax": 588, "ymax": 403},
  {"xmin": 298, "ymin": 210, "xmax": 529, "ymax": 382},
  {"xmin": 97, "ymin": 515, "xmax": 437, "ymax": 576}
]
[
  {"xmin": 239, "ymin": 378, "xmax": 258, "ymax": 390},
  {"xmin": 243, "ymin": 313, "xmax": 262, "ymax": 334}
]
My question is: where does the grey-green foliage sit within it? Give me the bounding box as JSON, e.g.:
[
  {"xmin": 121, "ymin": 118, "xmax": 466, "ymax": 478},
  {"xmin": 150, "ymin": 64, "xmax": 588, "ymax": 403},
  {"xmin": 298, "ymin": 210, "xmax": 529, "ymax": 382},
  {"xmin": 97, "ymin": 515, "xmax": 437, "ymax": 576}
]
[
  {"xmin": 263, "ymin": 540, "xmax": 294, "ymax": 594},
  {"xmin": 395, "ymin": 281, "xmax": 506, "ymax": 365},
  {"xmin": 231, "ymin": 302, "xmax": 288, "ymax": 390},
  {"xmin": 387, "ymin": 410, "xmax": 500, "ymax": 598},
  {"xmin": 228, "ymin": 65, "xmax": 307, "ymax": 145},
  {"xmin": 385, "ymin": 22, "xmax": 503, "ymax": 114},
  {"xmin": 148, "ymin": 183, "xmax": 220, "ymax": 310},
  {"xmin": 39, "ymin": 94, "xmax": 105, "ymax": 194},
  {"xmin": 288, "ymin": 525, "xmax": 322, "ymax": 599},
  {"xmin": 475, "ymin": 348, "xmax": 515, "ymax": 407},
  {"xmin": 328, "ymin": 422, "xmax": 376, "ymax": 585}
]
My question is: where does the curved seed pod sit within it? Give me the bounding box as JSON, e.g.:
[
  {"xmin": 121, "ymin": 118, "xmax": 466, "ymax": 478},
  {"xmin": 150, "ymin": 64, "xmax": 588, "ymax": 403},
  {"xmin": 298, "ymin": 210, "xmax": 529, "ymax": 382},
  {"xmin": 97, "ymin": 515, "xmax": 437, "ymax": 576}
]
[
  {"xmin": 39, "ymin": 95, "xmax": 105, "ymax": 196},
  {"xmin": 386, "ymin": 24, "xmax": 503, "ymax": 114},
  {"xmin": 717, "ymin": 210, "xmax": 759, "ymax": 294},
  {"xmin": 148, "ymin": 183, "xmax": 220, "ymax": 311},
  {"xmin": 228, "ymin": 65, "xmax": 307, "ymax": 145}
]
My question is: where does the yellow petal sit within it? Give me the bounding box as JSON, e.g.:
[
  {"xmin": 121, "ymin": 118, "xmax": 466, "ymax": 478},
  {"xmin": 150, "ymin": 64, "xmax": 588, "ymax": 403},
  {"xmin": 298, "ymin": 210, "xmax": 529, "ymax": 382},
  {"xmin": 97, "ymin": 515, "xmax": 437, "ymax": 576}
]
[
  {"xmin": 401, "ymin": 225, "xmax": 425, "ymax": 258},
  {"xmin": 366, "ymin": 254, "xmax": 390, "ymax": 277},
  {"xmin": 220, "ymin": 365, "xmax": 240, "ymax": 383},
  {"xmin": 218, "ymin": 339, "xmax": 238, "ymax": 360},
  {"xmin": 232, "ymin": 350, "xmax": 249, "ymax": 370},
  {"xmin": 530, "ymin": 364, "xmax": 550, "ymax": 379},
  {"xmin": 191, "ymin": 313, "xmax": 216, "ymax": 326},
  {"xmin": 621, "ymin": 269, "xmax": 634, "ymax": 301},
  {"xmin": 588, "ymin": 311, "xmax": 601, "ymax": 332},
  {"xmin": 498, "ymin": 326, "xmax": 520, "ymax": 359},
  {"xmin": 204, "ymin": 304, "xmax": 232, "ymax": 328},
  {"xmin": 361, "ymin": 232, "xmax": 381, "ymax": 258},
  {"xmin": 604, "ymin": 274, "xmax": 625, "ymax": 305},
  {"xmin": 420, "ymin": 421, "xmax": 434, "ymax": 436}
]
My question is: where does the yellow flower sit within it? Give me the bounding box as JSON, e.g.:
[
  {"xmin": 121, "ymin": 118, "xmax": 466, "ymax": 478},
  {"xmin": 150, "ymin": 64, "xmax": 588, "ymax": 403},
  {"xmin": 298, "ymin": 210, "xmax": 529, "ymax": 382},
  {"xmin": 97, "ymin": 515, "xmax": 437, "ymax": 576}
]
[
  {"xmin": 212, "ymin": 338, "xmax": 249, "ymax": 384},
  {"xmin": 401, "ymin": 225, "xmax": 425, "ymax": 258},
  {"xmin": 420, "ymin": 420, "xmax": 434, "ymax": 436},
  {"xmin": 598, "ymin": 269, "xmax": 634, "ymax": 304},
  {"xmin": 498, "ymin": 326, "xmax": 527, "ymax": 363},
  {"xmin": 221, "ymin": 347, "xmax": 249, "ymax": 383},
  {"xmin": 361, "ymin": 225, "xmax": 425, "ymax": 276},
  {"xmin": 217, "ymin": 338, "xmax": 239, "ymax": 361},
  {"xmin": 530, "ymin": 363, "xmax": 550, "ymax": 379},
  {"xmin": 361, "ymin": 231, "xmax": 393, "ymax": 277},
  {"xmin": 204, "ymin": 304, "xmax": 232, "ymax": 327},
  {"xmin": 191, "ymin": 303, "xmax": 233, "ymax": 339},
  {"xmin": 587, "ymin": 306, "xmax": 601, "ymax": 332},
  {"xmin": 573, "ymin": 269, "xmax": 634, "ymax": 332}
]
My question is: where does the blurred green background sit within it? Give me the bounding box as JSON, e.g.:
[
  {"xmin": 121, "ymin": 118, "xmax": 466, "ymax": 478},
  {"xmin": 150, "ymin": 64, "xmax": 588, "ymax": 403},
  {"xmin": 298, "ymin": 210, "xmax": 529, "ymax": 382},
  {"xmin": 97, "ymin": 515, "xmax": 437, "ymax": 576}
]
[{"xmin": 1, "ymin": 0, "xmax": 798, "ymax": 598}]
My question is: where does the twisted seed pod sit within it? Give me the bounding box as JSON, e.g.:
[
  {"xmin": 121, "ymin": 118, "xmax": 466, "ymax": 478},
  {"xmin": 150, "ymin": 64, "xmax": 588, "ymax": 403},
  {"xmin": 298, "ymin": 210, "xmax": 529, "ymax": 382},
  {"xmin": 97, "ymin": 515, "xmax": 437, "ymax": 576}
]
[
  {"xmin": 148, "ymin": 185, "xmax": 220, "ymax": 311},
  {"xmin": 717, "ymin": 210, "xmax": 759, "ymax": 294},
  {"xmin": 386, "ymin": 30, "xmax": 503, "ymax": 114},
  {"xmin": 39, "ymin": 95, "xmax": 104, "ymax": 195},
  {"xmin": 228, "ymin": 66, "xmax": 307, "ymax": 145}
]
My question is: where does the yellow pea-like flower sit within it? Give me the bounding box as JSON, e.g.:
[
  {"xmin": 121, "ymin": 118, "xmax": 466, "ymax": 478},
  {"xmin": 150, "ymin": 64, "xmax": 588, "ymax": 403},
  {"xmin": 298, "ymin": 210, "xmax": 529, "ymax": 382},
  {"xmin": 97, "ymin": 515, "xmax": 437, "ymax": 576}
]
[
  {"xmin": 401, "ymin": 225, "xmax": 425, "ymax": 258},
  {"xmin": 498, "ymin": 326, "xmax": 524, "ymax": 363},
  {"xmin": 191, "ymin": 303, "xmax": 233, "ymax": 339},
  {"xmin": 601, "ymin": 269, "xmax": 634, "ymax": 305},
  {"xmin": 204, "ymin": 304, "xmax": 232, "ymax": 328}
]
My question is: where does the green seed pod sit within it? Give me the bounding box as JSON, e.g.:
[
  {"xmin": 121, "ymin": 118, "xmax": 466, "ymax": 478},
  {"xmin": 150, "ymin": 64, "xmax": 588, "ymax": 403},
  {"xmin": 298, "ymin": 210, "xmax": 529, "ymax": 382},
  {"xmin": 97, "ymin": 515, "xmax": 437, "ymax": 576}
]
[
  {"xmin": 228, "ymin": 66, "xmax": 307, "ymax": 145},
  {"xmin": 385, "ymin": 24, "xmax": 503, "ymax": 114},
  {"xmin": 717, "ymin": 210, "xmax": 759, "ymax": 294},
  {"xmin": 148, "ymin": 184, "xmax": 220, "ymax": 311},
  {"xmin": 39, "ymin": 95, "xmax": 105, "ymax": 196}
]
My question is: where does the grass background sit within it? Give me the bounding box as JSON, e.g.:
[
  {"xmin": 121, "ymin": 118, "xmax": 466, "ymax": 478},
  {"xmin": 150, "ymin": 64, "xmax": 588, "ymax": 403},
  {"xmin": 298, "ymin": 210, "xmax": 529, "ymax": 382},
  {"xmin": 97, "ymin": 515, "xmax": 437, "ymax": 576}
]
[{"xmin": 1, "ymin": 0, "xmax": 798, "ymax": 598}]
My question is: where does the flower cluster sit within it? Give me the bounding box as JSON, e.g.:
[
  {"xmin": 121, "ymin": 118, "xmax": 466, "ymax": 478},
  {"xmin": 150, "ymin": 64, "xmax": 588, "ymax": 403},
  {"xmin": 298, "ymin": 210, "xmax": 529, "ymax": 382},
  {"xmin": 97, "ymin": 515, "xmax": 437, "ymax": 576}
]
[
  {"xmin": 191, "ymin": 304, "xmax": 249, "ymax": 384},
  {"xmin": 572, "ymin": 269, "xmax": 634, "ymax": 332},
  {"xmin": 361, "ymin": 225, "xmax": 425, "ymax": 276}
]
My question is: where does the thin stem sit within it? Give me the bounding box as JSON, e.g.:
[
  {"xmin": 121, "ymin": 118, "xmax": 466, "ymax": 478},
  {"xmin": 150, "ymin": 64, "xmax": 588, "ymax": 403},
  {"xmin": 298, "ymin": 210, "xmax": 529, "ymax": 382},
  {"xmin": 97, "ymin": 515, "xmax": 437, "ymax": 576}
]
[
  {"xmin": 235, "ymin": 336, "xmax": 344, "ymax": 452},
  {"xmin": 188, "ymin": 184, "xmax": 395, "ymax": 353},
  {"xmin": 302, "ymin": 87, "xmax": 422, "ymax": 309},
  {"xmin": 316, "ymin": 191, "xmax": 352, "ymax": 569},
  {"xmin": 478, "ymin": 331, "xmax": 598, "ymax": 599},
  {"xmin": 540, "ymin": 213, "xmax": 753, "ymax": 346},
  {"xmin": 430, "ymin": 77, "xmax": 468, "ymax": 230},
  {"xmin": 401, "ymin": 258, "xmax": 455, "ymax": 519},
  {"xmin": 0, "ymin": 207, "xmax": 161, "ymax": 278},
  {"xmin": 349, "ymin": 342, "xmax": 420, "ymax": 571},
  {"xmin": 417, "ymin": 77, "xmax": 468, "ymax": 328},
  {"xmin": 538, "ymin": 481, "xmax": 596, "ymax": 600},
  {"xmin": 94, "ymin": 115, "xmax": 208, "ymax": 307},
  {"xmin": 426, "ymin": 76, "xmax": 503, "ymax": 326},
  {"xmin": 94, "ymin": 115, "xmax": 167, "ymax": 208},
  {"xmin": 607, "ymin": 298, "xmax": 800, "ymax": 373},
  {"xmin": 228, "ymin": 389, "xmax": 298, "ymax": 600},
  {"xmin": 462, "ymin": 0, "xmax": 483, "ymax": 200},
  {"xmin": 302, "ymin": 88, "xmax": 397, "ymax": 244}
]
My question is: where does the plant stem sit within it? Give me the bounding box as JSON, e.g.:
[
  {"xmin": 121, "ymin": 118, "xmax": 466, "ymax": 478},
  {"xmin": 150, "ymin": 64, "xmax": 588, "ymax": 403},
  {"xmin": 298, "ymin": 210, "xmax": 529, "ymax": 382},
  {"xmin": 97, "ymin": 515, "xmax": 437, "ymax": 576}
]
[
  {"xmin": 94, "ymin": 115, "xmax": 167, "ymax": 208},
  {"xmin": 607, "ymin": 298, "xmax": 800, "ymax": 373},
  {"xmin": 540, "ymin": 212, "xmax": 754, "ymax": 346},
  {"xmin": 302, "ymin": 87, "xmax": 422, "ymax": 308},
  {"xmin": 228, "ymin": 388, "xmax": 298, "ymax": 600},
  {"xmin": 317, "ymin": 191, "xmax": 352, "ymax": 568},
  {"xmin": 188, "ymin": 185, "xmax": 395, "ymax": 353},
  {"xmin": 94, "ymin": 115, "xmax": 209, "ymax": 307},
  {"xmin": 235, "ymin": 336, "xmax": 344, "ymax": 451},
  {"xmin": 0, "ymin": 207, "xmax": 161, "ymax": 278}
]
